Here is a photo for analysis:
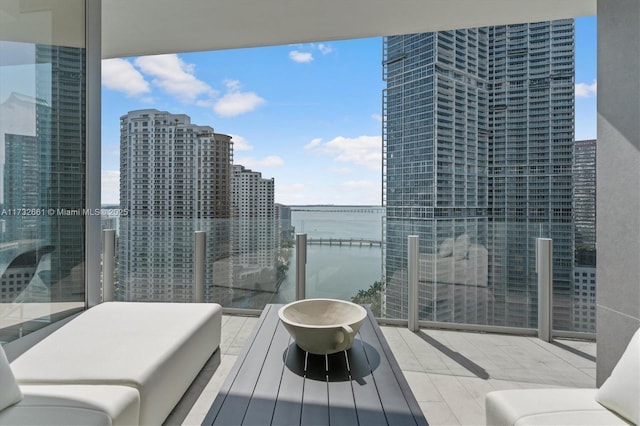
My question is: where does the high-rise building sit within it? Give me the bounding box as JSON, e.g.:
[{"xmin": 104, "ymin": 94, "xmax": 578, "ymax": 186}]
[
  {"xmin": 228, "ymin": 165, "xmax": 277, "ymax": 296},
  {"xmin": 4, "ymin": 133, "xmax": 39, "ymax": 241},
  {"xmin": 119, "ymin": 109, "xmax": 232, "ymax": 302},
  {"xmin": 573, "ymin": 266, "xmax": 596, "ymax": 332},
  {"xmin": 275, "ymin": 203, "xmax": 294, "ymax": 246},
  {"xmin": 36, "ymin": 45, "xmax": 87, "ymax": 302},
  {"xmin": 572, "ymin": 139, "xmax": 596, "ymax": 332},
  {"xmin": 573, "ymin": 139, "xmax": 596, "ymax": 265},
  {"xmin": 383, "ymin": 20, "xmax": 575, "ymax": 329}
]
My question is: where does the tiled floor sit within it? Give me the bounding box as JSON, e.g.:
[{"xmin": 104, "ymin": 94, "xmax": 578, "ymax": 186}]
[{"xmin": 169, "ymin": 315, "xmax": 596, "ymax": 426}]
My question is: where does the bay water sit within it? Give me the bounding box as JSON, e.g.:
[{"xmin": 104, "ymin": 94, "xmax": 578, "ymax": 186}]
[{"xmin": 273, "ymin": 206, "xmax": 384, "ymax": 303}]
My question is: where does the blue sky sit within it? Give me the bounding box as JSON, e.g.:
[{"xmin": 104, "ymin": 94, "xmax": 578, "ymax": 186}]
[{"xmin": 101, "ymin": 16, "xmax": 597, "ymax": 206}]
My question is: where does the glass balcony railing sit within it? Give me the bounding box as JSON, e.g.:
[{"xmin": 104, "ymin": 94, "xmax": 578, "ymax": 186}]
[
  {"xmin": 95, "ymin": 208, "xmax": 595, "ymax": 337},
  {"xmin": 107, "ymin": 210, "xmax": 385, "ymax": 313},
  {"xmin": 0, "ymin": 209, "xmax": 594, "ymax": 342}
]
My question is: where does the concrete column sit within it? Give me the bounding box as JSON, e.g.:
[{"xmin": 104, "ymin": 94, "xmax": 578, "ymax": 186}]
[
  {"xmin": 536, "ymin": 238, "xmax": 552, "ymax": 342},
  {"xmin": 407, "ymin": 235, "xmax": 419, "ymax": 332},
  {"xmin": 102, "ymin": 229, "xmax": 116, "ymax": 302},
  {"xmin": 295, "ymin": 233, "xmax": 307, "ymax": 300},
  {"xmin": 194, "ymin": 231, "xmax": 206, "ymax": 303},
  {"xmin": 85, "ymin": 0, "xmax": 102, "ymax": 308},
  {"xmin": 597, "ymin": 0, "xmax": 640, "ymax": 385}
]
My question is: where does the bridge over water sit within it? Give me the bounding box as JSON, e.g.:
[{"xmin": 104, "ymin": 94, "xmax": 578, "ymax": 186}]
[
  {"xmin": 291, "ymin": 207, "xmax": 385, "ymax": 214},
  {"xmin": 293, "ymin": 237, "xmax": 382, "ymax": 247}
]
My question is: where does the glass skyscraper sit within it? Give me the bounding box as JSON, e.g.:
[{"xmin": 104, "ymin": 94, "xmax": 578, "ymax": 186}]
[
  {"xmin": 383, "ymin": 20, "xmax": 575, "ymax": 330},
  {"xmin": 573, "ymin": 139, "xmax": 596, "ymax": 265},
  {"xmin": 572, "ymin": 139, "xmax": 596, "ymax": 332}
]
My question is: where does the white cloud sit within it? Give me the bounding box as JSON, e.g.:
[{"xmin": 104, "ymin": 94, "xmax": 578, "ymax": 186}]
[
  {"xmin": 102, "ymin": 58, "xmax": 150, "ymax": 96},
  {"xmin": 304, "ymin": 138, "xmax": 323, "ymax": 150},
  {"xmin": 235, "ymin": 155, "xmax": 284, "ymax": 169},
  {"xmin": 134, "ymin": 54, "xmax": 216, "ymax": 104},
  {"xmin": 288, "ymin": 44, "xmax": 333, "ymax": 64},
  {"xmin": 224, "ymin": 79, "xmax": 242, "ymax": 91},
  {"xmin": 101, "ymin": 170, "xmax": 120, "ymax": 205},
  {"xmin": 214, "ymin": 80, "xmax": 265, "ymax": 117},
  {"xmin": 289, "ymin": 50, "xmax": 314, "ymax": 63},
  {"xmin": 215, "ymin": 93, "xmax": 265, "ymax": 117},
  {"xmin": 371, "ymin": 113, "xmax": 382, "ymax": 122},
  {"xmin": 318, "ymin": 44, "xmax": 333, "ymax": 55},
  {"xmin": 307, "ymin": 135, "xmax": 382, "ymax": 171},
  {"xmin": 276, "ymin": 183, "xmax": 313, "ymax": 205},
  {"xmin": 230, "ymin": 134, "xmax": 254, "ymax": 151},
  {"xmin": 575, "ymin": 80, "xmax": 597, "ymax": 98}
]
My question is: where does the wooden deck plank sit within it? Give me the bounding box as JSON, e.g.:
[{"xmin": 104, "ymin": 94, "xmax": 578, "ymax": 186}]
[
  {"xmin": 202, "ymin": 306, "xmax": 273, "ymax": 425},
  {"xmin": 327, "ymin": 351, "xmax": 359, "ymax": 426},
  {"xmin": 367, "ymin": 310, "xmax": 429, "ymax": 426},
  {"xmin": 271, "ymin": 340, "xmax": 306, "ymax": 425},
  {"xmin": 241, "ymin": 321, "xmax": 292, "ymax": 425},
  {"xmin": 206, "ymin": 306, "xmax": 280, "ymax": 425},
  {"xmin": 301, "ymin": 353, "xmax": 329, "ymax": 425},
  {"xmin": 358, "ymin": 309, "xmax": 420, "ymax": 426},
  {"xmin": 347, "ymin": 331, "xmax": 391, "ymax": 425}
]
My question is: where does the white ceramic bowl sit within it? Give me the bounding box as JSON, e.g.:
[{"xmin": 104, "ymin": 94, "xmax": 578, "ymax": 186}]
[{"xmin": 278, "ymin": 298, "xmax": 367, "ymax": 354}]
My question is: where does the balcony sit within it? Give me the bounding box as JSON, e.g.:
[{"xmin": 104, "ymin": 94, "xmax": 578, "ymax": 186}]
[
  {"xmin": 5, "ymin": 1, "xmax": 640, "ymax": 424},
  {"xmin": 169, "ymin": 313, "xmax": 595, "ymax": 425}
]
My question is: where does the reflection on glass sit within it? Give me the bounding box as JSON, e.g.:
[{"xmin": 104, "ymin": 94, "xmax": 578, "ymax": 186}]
[
  {"xmin": 0, "ymin": 1, "xmax": 86, "ymax": 342},
  {"xmin": 114, "ymin": 218, "xmax": 293, "ymax": 309},
  {"xmin": 384, "ymin": 219, "xmax": 591, "ymax": 332},
  {"xmin": 111, "ymin": 207, "xmax": 385, "ymax": 311}
]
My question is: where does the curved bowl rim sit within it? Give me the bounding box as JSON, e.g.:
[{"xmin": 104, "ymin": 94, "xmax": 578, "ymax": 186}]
[{"xmin": 278, "ymin": 298, "xmax": 367, "ymax": 329}]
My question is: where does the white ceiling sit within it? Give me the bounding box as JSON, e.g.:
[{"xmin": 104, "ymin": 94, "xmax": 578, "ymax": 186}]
[{"xmin": 102, "ymin": 0, "xmax": 596, "ymax": 59}]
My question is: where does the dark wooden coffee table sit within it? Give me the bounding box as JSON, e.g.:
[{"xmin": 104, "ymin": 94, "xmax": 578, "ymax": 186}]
[{"xmin": 202, "ymin": 303, "xmax": 428, "ymax": 425}]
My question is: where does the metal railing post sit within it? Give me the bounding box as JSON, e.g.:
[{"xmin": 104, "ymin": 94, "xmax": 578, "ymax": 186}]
[
  {"xmin": 408, "ymin": 235, "xmax": 419, "ymax": 332},
  {"xmin": 536, "ymin": 238, "xmax": 553, "ymax": 342},
  {"xmin": 296, "ymin": 233, "xmax": 307, "ymax": 300},
  {"xmin": 102, "ymin": 229, "xmax": 116, "ymax": 303},
  {"xmin": 194, "ymin": 231, "xmax": 206, "ymax": 303}
]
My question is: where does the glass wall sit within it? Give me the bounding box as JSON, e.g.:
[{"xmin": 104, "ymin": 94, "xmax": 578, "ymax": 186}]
[{"xmin": 0, "ymin": 0, "xmax": 87, "ymax": 342}]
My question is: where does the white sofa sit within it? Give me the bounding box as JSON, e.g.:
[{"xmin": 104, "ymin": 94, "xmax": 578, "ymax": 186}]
[
  {"xmin": 0, "ymin": 302, "xmax": 222, "ymax": 425},
  {"xmin": 485, "ymin": 328, "xmax": 639, "ymax": 425}
]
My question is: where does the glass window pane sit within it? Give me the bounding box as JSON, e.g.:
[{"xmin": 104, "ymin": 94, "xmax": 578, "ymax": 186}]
[{"xmin": 0, "ymin": 0, "xmax": 86, "ymax": 342}]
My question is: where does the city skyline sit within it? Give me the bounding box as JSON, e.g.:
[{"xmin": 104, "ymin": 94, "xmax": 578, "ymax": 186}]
[{"xmin": 100, "ymin": 16, "xmax": 597, "ymax": 206}]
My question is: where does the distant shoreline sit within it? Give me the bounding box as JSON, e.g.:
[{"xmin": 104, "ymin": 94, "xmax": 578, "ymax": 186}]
[
  {"xmin": 287, "ymin": 204, "xmax": 384, "ymax": 208},
  {"xmin": 100, "ymin": 204, "xmax": 384, "ymax": 208}
]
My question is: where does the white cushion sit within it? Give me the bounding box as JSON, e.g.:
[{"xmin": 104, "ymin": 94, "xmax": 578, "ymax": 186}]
[
  {"xmin": 513, "ymin": 410, "xmax": 632, "ymax": 425},
  {"xmin": 596, "ymin": 328, "xmax": 640, "ymax": 425},
  {"xmin": 11, "ymin": 302, "xmax": 222, "ymax": 426},
  {"xmin": 453, "ymin": 234, "xmax": 470, "ymax": 260},
  {"xmin": 485, "ymin": 389, "xmax": 629, "ymax": 426},
  {"xmin": 0, "ymin": 345, "xmax": 21, "ymax": 411},
  {"xmin": 0, "ymin": 406, "xmax": 111, "ymax": 425},
  {"xmin": 0, "ymin": 385, "xmax": 140, "ymax": 426},
  {"xmin": 438, "ymin": 237, "xmax": 454, "ymax": 257}
]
